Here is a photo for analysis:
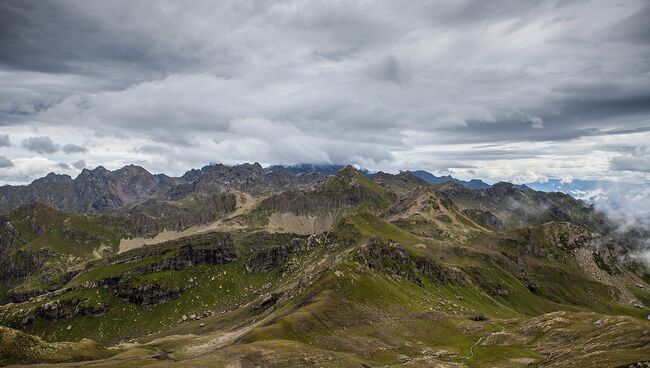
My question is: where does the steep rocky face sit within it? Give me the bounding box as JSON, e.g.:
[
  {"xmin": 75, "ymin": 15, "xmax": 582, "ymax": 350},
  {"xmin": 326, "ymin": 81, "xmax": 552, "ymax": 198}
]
[
  {"xmin": 127, "ymin": 192, "xmax": 237, "ymax": 231},
  {"xmin": 462, "ymin": 208, "xmax": 505, "ymax": 232},
  {"xmin": 0, "ymin": 173, "xmax": 73, "ymax": 213},
  {"xmin": 246, "ymin": 244, "xmax": 295, "ymax": 274},
  {"xmin": 354, "ymin": 238, "xmax": 466, "ymax": 286},
  {"xmin": 245, "ymin": 237, "xmax": 315, "ymax": 274},
  {"xmin": 437, "ymin": 180, "xmax": 607, "ymax": 231},
  {"xmin": 111, "ymin": 283, "xmax": 183, "ymax": 308},
  {"xmin": 1, "ymin": 162, "xmax": 328, "ymax": 215},
  {"xmin": 60, "ymin": 165, "xmax": 174, "ymax": 212},
  {"xmin": 0, "ymin": 217, "xmax": 23, "ymax": 281},
  {"xmin": 38, "ymin": 298, "xmax": 109, "ymax": 321},
  {"xmin": 183, "ymin": 162, "xmax": 324, "ymax": 195},
  {"xmin": 85, "ymin": 231, "xmax": 237, "ymax": 270},
  {"xmin": 0, "ymin": 166, "xmax": 175, "ymax": 214},
  {"xmin": 255, "ymin": 166, "xmax": 392, "ymax": 217},
  {"xmin": 1, "ymin": 249, "xmax": 51, "ymax": 282},
  {"xmin": 126, "ymin": 243, "xmax": 239, "ymax": 275}
]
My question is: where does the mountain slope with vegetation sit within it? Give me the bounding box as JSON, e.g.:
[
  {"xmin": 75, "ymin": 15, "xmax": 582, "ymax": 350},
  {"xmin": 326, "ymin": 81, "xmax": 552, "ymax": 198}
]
[{"xmin": 0, "ymin": 164, "xmax": 648, "ymax": 367}]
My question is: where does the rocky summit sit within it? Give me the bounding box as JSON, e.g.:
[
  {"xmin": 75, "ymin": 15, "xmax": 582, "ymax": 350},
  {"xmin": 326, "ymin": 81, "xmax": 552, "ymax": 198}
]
[{"xmin": 0, "ymin": 164, "xmax": 649, "ymax": 368}]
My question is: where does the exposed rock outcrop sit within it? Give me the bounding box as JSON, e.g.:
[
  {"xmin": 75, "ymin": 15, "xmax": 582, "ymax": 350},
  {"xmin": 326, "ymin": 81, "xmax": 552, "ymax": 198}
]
[
  {"xmin": 354, "ymin": 238, "xmax": 466, "ymax": 286},
  {"xmin": 38, "ymin": 298, "xmax": 109, "ymax": 321},
  {"xmin": 462, "ymin": 208, "xmax": 505, "ymax": 232},
  {"xmin": 111, "ymin": 282, "xmax": 183, "ymax": 308},
  {"xmin": 246, "ymin": 233, "xmax": 332, "ymax": 273},
  {"xmin": 255, "ymin": 166, "xmax": 391, "ymax": 218}
]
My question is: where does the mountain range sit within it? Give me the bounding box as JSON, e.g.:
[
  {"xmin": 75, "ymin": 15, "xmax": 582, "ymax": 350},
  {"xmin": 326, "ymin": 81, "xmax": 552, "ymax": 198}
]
[{"xmin": 0, "ymin": 163, "xmax": 649, "ymax": 367}]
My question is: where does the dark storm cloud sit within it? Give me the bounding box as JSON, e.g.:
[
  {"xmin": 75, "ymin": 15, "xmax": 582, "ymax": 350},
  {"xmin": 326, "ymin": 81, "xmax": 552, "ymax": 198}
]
[
  {"xmin": 0, "ymin": 0, "xmax": 649, "ymax": 183},
  {"xmin": 22, "ymin": 136, "xmax": 58, "ymax": 153},
  {"xmin": 0, "ymin": 134, "xmax": 10, "ymax": 147}
]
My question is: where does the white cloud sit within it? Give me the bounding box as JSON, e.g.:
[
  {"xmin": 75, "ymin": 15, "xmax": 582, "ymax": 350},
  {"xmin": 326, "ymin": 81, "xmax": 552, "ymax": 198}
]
[{"xmin": 0, "ymin": 156, "xmax": 72, "ymax": 184}]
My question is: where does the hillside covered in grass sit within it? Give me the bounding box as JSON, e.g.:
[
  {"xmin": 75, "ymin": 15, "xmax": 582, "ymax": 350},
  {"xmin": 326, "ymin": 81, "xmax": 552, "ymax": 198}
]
[{"xmin": 1, "ymin": 165, "xmax": 649, "ymax": 367}]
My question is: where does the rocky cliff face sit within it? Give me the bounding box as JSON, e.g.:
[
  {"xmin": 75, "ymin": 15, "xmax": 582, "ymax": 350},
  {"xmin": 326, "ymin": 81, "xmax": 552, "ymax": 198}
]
[
  {"xmin": 184, "ymin": 162, "xmax": 324, "ymax": 195},
  {"xmin": 59, "ymin": 165, "xmax": 173, "ymax": 212},
  {"xmin": 354, "ymin": 238, "xmax": 467, "ymax": 286},
  {"xmin": 127, "ymin": 192, "xmax": 237, "ymax": 231},
  {"xmin": 245, "ymin": 237, "xmax": 314, "ymax": 274},
  {"xmin": 0, "ymin": 166, "xmax": 176, "ymax": 214},
  {"xmin": 0, "ymin": 173, "xmax": 72, "ymax": 214},
  {"xmin": 85, "ymin": 231, "xmax": 238, "ymax": 270},
  {"xmin": 0, "ymin": 163, "xmax": 325, "ymax": 216},
  {"xmin": 111, "ymin": 283, "xmax": 183, "ymax": 308},
  {"xmin": 462, "ymin": 208, "xmax": 505, "ymax": 231},
  {"xmin": 38, "ymin": 297, "xmax": 109, "ymax": 321},
  {"xmin": 437, "ymin": 180, "xmax": 607, "ymax": 231},
  {"xmin": 255, "ymin": 166, "xmax": 392, "ymax": 217}
]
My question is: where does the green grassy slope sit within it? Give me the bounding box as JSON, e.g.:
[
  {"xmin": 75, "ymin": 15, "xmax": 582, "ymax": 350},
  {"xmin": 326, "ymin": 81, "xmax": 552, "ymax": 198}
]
[{"xmin": 1, "ymin": 176, "xmax": 649, "ymax": 367}]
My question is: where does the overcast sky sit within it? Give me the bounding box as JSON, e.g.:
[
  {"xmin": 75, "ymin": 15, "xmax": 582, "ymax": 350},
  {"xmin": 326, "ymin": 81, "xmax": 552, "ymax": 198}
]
[{"xmin": 1, "ymin": 0, "xmax": 649, "ymax": 185}]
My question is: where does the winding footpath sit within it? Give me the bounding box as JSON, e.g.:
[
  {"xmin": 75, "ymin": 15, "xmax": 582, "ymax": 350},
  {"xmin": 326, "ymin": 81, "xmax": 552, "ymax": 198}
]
[{"xmin": 461, "ymin": 322, "xmax": 506, "ymax": 360}]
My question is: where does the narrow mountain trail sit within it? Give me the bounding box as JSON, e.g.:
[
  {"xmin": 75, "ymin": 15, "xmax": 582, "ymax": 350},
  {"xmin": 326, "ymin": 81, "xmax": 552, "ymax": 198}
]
[
  {"xmin": 460, "ymin": 322, "xmax": 506, "ymax": 360},
  {"xmin": 462, "ymin": 335, "xmax": 484, "ymax": 360}
]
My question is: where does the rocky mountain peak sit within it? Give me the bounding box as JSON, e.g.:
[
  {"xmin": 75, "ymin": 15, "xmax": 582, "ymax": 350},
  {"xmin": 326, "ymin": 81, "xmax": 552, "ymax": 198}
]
[
  {"xmin": 337, "ymin": 165, "xmax": 362, "ymax": 179},
  {"xmin": 32, "ymin": 173, "xmax": 73, "ymax": 185},
  {"xmin": 325, "ymin": 165, "xmax": 364, "ymax": 189}
]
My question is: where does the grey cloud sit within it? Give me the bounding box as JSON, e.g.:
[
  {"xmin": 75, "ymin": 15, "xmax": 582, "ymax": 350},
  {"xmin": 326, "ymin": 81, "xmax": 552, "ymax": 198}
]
[
  {"xmin": 0, "ymin": 155, "xmax": 13, "ymax": 168},
  {"xmin": 72, "ymin": 160, "xmax": 86, "ymax": 169},
  {"xmin": 0, "ymin": 0, "xmax": 650, "ymax": 184},
  {"xmin": 57, "ymin": 162, "xmax": 71, "ymax": 170},
  {"xmin": 133, "ymin": 145, "xmax": 173, "ymax": 155},
  {"xmin": 603, "ymin": 3, "xmax": 650, "ymax": 45},
  {"xmin": 0, "ymin": 134, "xmax": 10, "ymax": 147},
  {"xmin": 0, "ymin": 1, "xmax": 248, "ymax": 78},
  {"xmin": 366, "ymin": 55, "xmax": 409, "ymax": 85},
  {"xmin": 611, "ymin": 155, "xmax": 650, "ymax": 173},
  {"xmin": 62, "ymin": 143, "xmax": 87, "ymax": 153},
  {"xmin": 22, "ymin": 136, "xmax": 58, "ymax": 153},
  {"xmin": 312, "ymin": 48, "xmax": 358, "ymax": 61}
]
